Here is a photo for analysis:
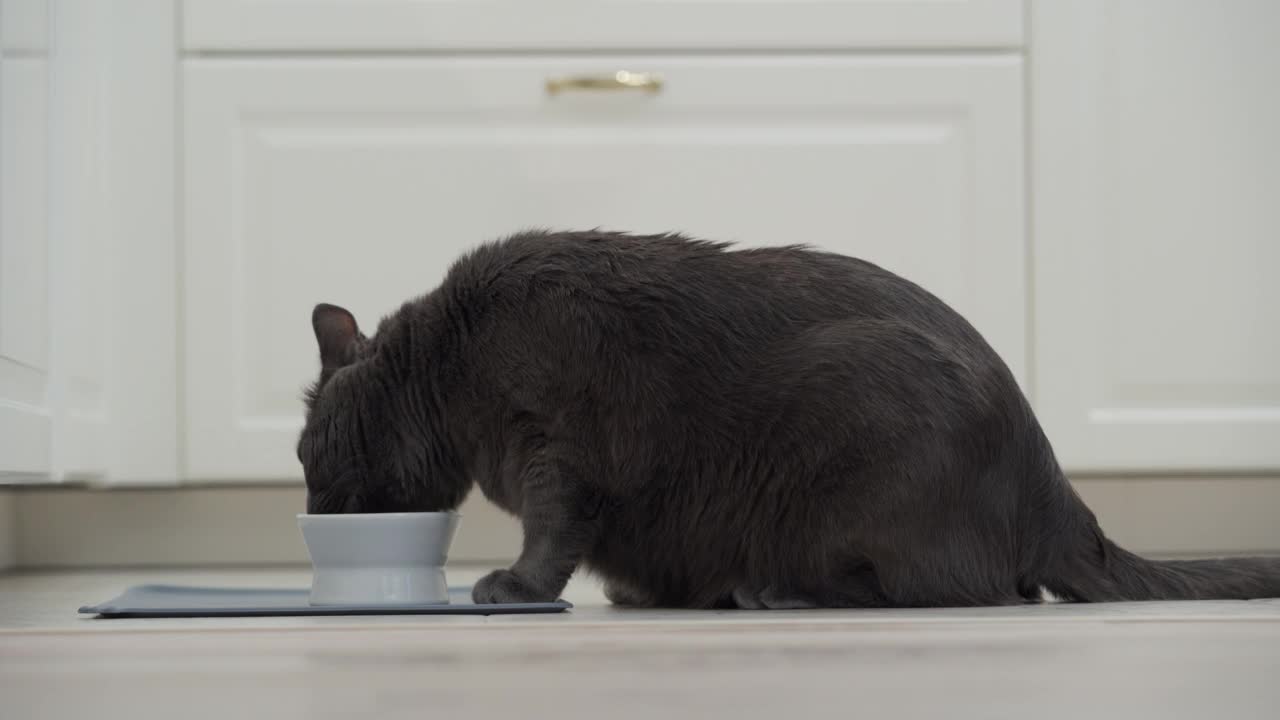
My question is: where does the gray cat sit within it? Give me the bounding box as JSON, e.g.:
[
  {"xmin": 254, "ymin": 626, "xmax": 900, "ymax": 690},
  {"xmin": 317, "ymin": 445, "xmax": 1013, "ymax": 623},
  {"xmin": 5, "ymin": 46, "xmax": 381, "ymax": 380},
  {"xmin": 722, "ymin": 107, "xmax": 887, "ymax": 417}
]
[{"xmin": 298, "ymin": 230, "xmax": 1280, "ymax": 607}]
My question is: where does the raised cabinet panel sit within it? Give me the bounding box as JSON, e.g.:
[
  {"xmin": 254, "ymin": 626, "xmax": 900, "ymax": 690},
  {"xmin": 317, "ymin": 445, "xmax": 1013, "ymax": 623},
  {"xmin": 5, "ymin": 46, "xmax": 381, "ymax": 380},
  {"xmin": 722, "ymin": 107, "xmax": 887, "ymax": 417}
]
[
  {"xmin": 0, "ymin": 42, "xmax": 51, "ymax": 479},
  {"xmin": 40, "ymin": 0, "xmax": 179, "ymax": 485},
  {"xmin": 1, "ymin": 0, "xmax": 47, "ymax": 53},
  {"xmin": 44, "ymin": 1, "xmax": 110, "ymax": 482},
  {"xmin": 184, "ymin": 57, "xmax": 1025, "ymax": 480},
  {"xmin": 1031, "ymin": 0, "xmax": 1280, "ymax": 471},
  {"xmin": 183, "ymin": 0, "xmax": 1023, "ymax": 51}
]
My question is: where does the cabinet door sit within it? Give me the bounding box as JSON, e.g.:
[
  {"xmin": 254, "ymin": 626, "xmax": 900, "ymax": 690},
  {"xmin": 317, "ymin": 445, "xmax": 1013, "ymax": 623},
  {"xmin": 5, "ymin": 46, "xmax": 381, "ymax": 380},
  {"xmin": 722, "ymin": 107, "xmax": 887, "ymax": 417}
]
[
  {"xmin": 1032, "ymin": 0, "xmax": 1280, "ymax": 471},
  {"xmin": 184, "ymin": 57, "xmax": 1025, "ymax": 480},
  {"xmin": 0, "ymin": 4, "xmax": 51, "ymax": 481},
  {"xmin": 184, "ymin": 0, "xmax": 1023, "ymax": 52}
]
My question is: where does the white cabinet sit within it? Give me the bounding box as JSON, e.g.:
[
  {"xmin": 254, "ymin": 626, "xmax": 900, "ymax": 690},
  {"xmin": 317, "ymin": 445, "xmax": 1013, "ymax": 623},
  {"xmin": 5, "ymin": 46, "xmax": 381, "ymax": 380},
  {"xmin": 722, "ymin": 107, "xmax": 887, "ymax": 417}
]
[
  {"xmin": 184, "ymin": 0, "xmax": 1023, "ymax": 51},
  {"xmin": 0, "ymin": 0, "xmax": 51, "ymax": 481},
  {"xmin": 6, "ymin": 0, "xmax": 1272, "ymax": 487},
  {"xmin": 184, "ymin": 57, "xmax": 1026, "ymax": 480},
  {"xmin": 1031, "ymin": 0, "xmax": 1280, "ymax": 471},
  {"xmin": 1, "ymin": 0, "xmax": 179, "ymax": 485}
]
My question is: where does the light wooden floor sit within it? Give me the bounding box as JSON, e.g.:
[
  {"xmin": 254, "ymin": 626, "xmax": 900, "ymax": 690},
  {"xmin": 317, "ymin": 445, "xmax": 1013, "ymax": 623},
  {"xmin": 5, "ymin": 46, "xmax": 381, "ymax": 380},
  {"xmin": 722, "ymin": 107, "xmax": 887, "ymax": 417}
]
[{"xmin": 3, "ymin": 568, "xmax": 1280, "ymax": 719}]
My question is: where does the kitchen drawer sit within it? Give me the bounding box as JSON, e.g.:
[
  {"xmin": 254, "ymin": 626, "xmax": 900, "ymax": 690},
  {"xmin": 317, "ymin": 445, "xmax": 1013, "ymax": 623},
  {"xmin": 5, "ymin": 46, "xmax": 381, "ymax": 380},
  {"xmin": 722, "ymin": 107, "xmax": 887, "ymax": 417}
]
[
  {"xmin": 183, "ymin": 0, "xmax": 1024, "ymax": 52},
  {"xmin": 183, "ymin": 56, "xmax": 1025, "ymax": 479}
]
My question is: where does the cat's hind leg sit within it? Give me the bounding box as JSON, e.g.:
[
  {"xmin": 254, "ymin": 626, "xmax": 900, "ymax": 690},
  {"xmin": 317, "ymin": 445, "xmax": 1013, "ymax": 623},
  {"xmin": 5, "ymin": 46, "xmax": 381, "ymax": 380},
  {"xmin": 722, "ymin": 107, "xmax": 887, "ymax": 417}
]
[
  {"xmin": 733, "ymin": 565, "xmax": 890, "ymax": 609},
  {"xmin": 809, "ymin": 564, "xmax": 892, "ymax": 608},
  {"xmin": 603, "ymin": 578, "xmax": 658, "ymax": 608},
  {"xmin": 863, "ymin": 521, "xmax": 1027, "ymax": 607},
  {"xmin": 731, "ymin": 586, "xmax": 818, "ymax": 610}
]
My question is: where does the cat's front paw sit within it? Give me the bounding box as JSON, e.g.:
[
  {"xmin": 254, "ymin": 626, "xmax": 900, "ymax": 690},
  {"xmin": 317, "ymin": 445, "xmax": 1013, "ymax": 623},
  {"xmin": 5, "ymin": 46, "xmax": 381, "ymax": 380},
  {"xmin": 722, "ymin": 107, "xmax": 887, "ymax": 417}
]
[{"xmin": 472, "ymin": 569, "xmax": 555, "ymax": 604}]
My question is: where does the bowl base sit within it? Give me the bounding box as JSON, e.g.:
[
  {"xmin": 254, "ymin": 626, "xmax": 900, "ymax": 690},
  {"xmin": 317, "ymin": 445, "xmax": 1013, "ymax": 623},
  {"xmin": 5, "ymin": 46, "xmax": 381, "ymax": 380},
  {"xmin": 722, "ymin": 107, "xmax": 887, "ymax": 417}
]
[{"xmin": 308, "ymin": 566, "xmax": 450, "ymax": 606}]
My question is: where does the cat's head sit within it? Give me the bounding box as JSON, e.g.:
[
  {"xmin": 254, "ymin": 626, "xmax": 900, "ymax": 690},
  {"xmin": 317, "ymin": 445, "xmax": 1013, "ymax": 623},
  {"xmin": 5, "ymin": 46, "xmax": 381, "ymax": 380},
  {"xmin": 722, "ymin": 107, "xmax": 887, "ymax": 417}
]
[{"xmin": 298, "ymin": 303, "xmax": 465, "ymax": 514}]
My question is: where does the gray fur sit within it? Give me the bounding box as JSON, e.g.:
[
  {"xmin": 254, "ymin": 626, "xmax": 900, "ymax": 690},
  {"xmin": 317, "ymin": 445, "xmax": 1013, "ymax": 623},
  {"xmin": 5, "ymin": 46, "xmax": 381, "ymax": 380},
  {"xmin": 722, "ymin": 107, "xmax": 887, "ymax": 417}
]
[{"xmin": 298, "ymin": 230, "xmax": 1280, "ymax": 607}]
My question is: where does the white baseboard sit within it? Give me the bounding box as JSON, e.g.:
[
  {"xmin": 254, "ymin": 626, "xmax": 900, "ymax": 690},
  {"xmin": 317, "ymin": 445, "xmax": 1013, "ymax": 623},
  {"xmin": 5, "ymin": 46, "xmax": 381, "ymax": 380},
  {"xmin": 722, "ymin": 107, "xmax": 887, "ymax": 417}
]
[
  {"xmin": 11, "ymin": 486, "xmax": 520, "ymax": 568},
  {"xmin": 1072, "ymin": 476, "xmax": 1280, "ymax": 556},
  {"xmin": 5, "ymin": 476, "xmax": 1280, "ymax": 569},
  {"xmin": 0, "ymin": 491, "xmax": 16, "ymax": 571}
]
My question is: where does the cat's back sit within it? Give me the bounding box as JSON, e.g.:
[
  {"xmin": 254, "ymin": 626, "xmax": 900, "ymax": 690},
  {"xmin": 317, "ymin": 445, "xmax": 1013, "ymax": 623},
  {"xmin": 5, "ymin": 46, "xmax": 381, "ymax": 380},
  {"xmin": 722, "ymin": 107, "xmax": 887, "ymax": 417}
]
[
  {"xmin": 446, "ymin": 230, "xmax": 896, "ymax": 306},
  {"xmin": 438, "ymin": 230, "xmax": 990, "ymax": 363},
  {"xmin": 443, "ymin": 229, "xmax": 737, "ymax": 293}
]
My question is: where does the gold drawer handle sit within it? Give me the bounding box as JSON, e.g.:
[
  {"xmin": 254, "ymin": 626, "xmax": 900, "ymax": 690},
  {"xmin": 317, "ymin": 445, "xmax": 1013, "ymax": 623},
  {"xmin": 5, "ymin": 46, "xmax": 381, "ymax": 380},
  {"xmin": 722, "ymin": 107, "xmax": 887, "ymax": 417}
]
[{"xmin": 546, "ymin": 71, "xmax": 663, "ymax": 96}]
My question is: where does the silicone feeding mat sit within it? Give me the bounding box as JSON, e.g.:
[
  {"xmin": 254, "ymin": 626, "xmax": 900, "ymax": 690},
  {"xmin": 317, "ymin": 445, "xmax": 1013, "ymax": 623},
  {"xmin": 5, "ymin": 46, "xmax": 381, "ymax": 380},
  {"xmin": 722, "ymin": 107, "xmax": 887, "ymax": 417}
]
[{"xmin": 78, "ymin": 584, "xmax": 572, "ymax": 618}]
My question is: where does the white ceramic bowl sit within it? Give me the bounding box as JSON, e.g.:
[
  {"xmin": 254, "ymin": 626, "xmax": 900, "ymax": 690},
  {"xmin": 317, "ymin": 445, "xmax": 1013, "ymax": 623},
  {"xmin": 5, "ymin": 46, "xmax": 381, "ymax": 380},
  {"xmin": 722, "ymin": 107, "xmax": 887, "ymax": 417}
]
[{"xmin": 297, "ymin": 511, "xmax": 461, "ymax": 606}]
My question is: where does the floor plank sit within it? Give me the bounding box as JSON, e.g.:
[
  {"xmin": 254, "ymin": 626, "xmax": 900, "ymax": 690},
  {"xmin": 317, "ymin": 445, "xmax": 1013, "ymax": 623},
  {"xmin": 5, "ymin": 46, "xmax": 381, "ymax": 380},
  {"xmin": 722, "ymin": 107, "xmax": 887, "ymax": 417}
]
[{"xmin": 2, "ymin": 568, "xmax": 1278, "ymax": 719}]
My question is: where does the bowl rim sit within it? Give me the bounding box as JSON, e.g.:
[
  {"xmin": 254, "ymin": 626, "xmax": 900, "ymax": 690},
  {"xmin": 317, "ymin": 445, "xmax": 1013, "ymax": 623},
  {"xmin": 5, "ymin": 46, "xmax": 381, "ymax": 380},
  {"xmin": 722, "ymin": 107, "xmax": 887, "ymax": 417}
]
[{"xmin": 296, "ymin": 511, "xmax": 461, "ymax": 521}]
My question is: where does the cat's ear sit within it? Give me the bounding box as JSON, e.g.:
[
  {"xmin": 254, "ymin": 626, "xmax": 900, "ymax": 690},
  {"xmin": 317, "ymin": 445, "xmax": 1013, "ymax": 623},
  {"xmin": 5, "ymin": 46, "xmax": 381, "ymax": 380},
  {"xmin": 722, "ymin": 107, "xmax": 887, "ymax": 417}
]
[{"xmin": 312, "ymin": 303, "xmax": 361, "ymax": 370}]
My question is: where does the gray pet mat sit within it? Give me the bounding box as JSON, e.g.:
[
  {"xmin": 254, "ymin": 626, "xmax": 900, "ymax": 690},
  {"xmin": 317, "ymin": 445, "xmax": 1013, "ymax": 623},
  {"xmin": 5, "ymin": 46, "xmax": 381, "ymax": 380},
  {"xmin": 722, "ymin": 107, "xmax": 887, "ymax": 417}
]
[{"xmin": 79, "ymin": 584, "xmax": 572, "ymax": 618}]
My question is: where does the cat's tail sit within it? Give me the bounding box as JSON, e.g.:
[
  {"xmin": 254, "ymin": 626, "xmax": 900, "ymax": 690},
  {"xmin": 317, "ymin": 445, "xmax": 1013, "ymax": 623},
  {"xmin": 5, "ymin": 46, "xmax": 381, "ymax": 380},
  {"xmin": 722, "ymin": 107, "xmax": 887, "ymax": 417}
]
[{"xmin": 1039, "ymin": 487, "xmax": 1280, "ymax": 602}]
